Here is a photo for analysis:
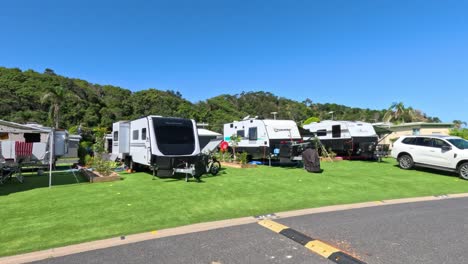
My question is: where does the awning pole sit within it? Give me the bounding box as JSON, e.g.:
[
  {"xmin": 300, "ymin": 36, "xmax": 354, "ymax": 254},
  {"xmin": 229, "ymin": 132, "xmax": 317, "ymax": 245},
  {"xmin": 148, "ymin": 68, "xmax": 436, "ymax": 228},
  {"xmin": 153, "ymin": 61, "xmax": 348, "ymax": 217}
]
[{"xmin": 49, "ymin": 129, "xmax": 54, "ymax": 188}]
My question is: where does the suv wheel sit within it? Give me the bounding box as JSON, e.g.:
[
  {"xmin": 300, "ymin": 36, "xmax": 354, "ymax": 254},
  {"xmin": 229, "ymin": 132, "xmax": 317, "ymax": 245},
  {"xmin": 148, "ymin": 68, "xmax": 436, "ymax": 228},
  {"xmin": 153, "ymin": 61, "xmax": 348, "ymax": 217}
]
[
  {"xmin": 459, "ymin": 162, "xmax": 468, "ymax": 180},
  {"xmin": 398, "ymin": 154, "xmax": 414, "ymax": 170}
]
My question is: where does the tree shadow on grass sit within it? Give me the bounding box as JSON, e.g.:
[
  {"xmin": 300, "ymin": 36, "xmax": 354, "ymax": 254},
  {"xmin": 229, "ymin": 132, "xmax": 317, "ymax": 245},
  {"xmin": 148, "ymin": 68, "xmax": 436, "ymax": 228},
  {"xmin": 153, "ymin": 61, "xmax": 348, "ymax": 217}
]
[{"xmin": 0, "ymin": 170, "xmax": 88, "ymax": 196}]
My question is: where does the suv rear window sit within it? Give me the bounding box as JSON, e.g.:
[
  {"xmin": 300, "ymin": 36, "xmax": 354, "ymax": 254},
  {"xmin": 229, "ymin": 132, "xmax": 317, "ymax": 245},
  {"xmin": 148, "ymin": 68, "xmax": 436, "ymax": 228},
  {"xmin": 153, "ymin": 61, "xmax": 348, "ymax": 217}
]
[
  {"xmin": 402, "ymin": 137, "xmax": 415, "ymax": 144},
  {"xmin": 414, "ymin": 137, "xmax": 432, "ymax": 147}
]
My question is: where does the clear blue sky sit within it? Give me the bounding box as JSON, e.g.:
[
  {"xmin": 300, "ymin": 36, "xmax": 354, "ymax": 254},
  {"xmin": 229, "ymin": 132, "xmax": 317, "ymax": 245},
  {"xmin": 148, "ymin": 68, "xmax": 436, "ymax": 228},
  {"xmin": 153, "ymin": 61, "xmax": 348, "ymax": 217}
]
[{"xmin": 1, "ymin": 0, "xmax": 467, "ymax": 122}]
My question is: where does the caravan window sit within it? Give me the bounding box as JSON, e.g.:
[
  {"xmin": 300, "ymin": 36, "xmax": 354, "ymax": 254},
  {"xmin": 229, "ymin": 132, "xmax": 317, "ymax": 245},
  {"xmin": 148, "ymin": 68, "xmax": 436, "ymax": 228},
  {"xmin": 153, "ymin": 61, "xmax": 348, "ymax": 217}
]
[
  {"xmin": 248, "ymin": 127, "xmax": 257, "ymax": 141},
  {"xmin": 237, "ymin": 130, "xmax": 245, "ymax": 138},
  {"xmin": 132, "ymin": 130, "xmax": 139, "ymax": 140},
  {"xmin": 153, "ymin": 117, "xmax": 195, "ymax": 155},
  {"xmin": 142, "ymin": 128, "xmax": 147, "ymax": 140},
  {"xmin": 316, "ymin": 129, "xmax": 326, "ymax": 136},
  {"xmin": 113, "ymin": 131, "xmax": 118, "ymax": 142},
  {"xmin": 332, "ymin": 125, "xmax": 341, "ymax": 138},
  {"xmin": 0, "ymin": 132, "xmax": 9, "ymax": 140},
  {"xmin": 24, "ymin": 133, "xmax": 41, "ymax": 143}
]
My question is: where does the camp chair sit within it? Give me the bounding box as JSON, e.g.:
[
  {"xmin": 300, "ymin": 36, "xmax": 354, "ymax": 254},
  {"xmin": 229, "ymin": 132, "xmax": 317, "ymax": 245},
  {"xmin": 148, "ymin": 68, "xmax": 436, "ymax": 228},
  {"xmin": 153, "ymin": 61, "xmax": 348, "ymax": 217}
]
[
  {"xmin": 0, "ymin": 164, "xmax": 8, "ymax": 184},
  {"xmin": 0, "ymin": 161, "xmax": 20, "ymax": 184}
]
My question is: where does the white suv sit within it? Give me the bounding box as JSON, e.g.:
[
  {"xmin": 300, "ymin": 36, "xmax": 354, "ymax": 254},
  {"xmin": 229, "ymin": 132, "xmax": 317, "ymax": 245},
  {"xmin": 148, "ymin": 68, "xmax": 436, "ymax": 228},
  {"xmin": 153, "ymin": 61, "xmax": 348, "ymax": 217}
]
[{"xmin": 391, "ymin": 135, "xmax": 468, "ymax": 179}]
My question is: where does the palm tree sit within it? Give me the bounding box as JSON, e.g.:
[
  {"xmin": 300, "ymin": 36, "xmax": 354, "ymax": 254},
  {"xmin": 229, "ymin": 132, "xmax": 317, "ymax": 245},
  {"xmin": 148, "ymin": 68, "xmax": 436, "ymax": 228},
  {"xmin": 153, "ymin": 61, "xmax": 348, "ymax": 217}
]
[
  {"xmin": 41, "ymin": 86, "xmax": 65, "ymax": 129},
  {"xmin": 404, "ymin": 106, "xmax": 417, "ymax": 122},
  {"xmin": 383, "ymin": 102, "xmax": 415, "ymax": 124},
  {"xmin": 453, "ymin": 120, "xmax": 467, "ymax": 129}
]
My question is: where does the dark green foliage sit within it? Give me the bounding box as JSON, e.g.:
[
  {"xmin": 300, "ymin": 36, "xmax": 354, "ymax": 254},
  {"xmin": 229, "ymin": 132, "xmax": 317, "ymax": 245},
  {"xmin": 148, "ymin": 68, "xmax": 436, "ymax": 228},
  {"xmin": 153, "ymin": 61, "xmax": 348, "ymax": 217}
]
[
  {"xmin": 129, "ymin": 89, "xmax": 192, "ymax": 119},
  {"xmin": 0, "ymin": 67, "xmax": 441, "ymax": 134},
  {"xmin": 78, "ymin": 141, "xmax": 93, "ymax": 165}
]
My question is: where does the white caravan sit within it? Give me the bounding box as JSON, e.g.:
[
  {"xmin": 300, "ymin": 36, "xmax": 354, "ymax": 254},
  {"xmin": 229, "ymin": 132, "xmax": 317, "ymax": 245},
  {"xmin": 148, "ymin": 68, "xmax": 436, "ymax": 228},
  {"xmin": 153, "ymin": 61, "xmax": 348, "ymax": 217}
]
[
  {"xmin": 223, "ymin": 118, "xmax": 302, "ymax": 159},
  {"xmin": 303, "ymin": 120, "xmax": 380, "ymax": 158},
  {"xmin": 112, "ymin": 116, "xmax": 203, "ymax": 179}
]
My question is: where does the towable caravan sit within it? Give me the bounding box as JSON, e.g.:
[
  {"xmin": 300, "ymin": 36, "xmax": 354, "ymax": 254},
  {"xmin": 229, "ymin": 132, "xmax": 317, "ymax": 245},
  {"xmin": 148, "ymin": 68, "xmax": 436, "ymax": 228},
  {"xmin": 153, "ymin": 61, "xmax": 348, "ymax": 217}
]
[
  {"xmin": 112, "ymin": 116, "xmax": 204, "ymax": 179},
  {"xmin": 0, "ymin": 120, "xmax": 72, "ymax": 164},
  {"xmin": 223, "ymin": 118, "xmax": 302, "ymax": 160},
  {"xmin": 303, "ymin": 120, "xmax": 381, "ymax": 159},
  {"xmin": 1, "ymin": 120, "xmax": 77, "ymax": 185}
]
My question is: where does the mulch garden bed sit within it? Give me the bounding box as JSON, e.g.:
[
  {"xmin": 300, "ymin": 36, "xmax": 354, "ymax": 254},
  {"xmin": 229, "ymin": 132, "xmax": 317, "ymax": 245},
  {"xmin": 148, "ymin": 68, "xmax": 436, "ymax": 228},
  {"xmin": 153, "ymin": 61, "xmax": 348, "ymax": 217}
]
[{"xmin": 82, "ymin": 169, "xmax": 121, "ymax": 183}]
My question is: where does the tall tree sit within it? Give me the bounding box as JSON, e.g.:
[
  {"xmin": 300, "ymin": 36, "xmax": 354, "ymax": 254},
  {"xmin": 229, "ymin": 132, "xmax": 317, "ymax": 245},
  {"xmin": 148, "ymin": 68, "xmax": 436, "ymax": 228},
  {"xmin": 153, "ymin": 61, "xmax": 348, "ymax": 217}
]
[
  {"xmin": 41, "ymin": 85, "xmax": 65, "ymax": 128},
  {"xmin": 383, "ymin": 102, "xmax": 415, "ymax": 123}
]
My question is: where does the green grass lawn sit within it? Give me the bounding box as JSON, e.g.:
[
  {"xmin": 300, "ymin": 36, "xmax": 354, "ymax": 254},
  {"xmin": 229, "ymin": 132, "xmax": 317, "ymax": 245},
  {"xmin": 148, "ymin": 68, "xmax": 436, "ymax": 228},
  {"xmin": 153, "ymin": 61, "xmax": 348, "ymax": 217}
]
[{"xmin": 1, "ymin": 159, "xmax": 468, "ymax": 257}]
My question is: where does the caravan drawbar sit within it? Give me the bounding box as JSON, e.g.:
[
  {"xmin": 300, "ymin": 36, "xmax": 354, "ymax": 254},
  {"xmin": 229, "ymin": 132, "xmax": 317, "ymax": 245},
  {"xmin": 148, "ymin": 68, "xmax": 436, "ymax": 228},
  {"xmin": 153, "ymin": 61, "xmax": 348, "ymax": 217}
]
[{"xmin": 112, "ymin": 116, "xmax": 204, "ymax": 179}]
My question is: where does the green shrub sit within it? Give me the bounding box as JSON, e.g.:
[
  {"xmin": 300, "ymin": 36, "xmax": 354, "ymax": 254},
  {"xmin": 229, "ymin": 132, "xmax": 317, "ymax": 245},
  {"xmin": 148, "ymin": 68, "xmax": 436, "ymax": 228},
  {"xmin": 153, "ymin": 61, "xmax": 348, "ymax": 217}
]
[
  {"xmin": 78, "ymin": 141, "xmax": 93, "ymax": 165},
  {"xmin": 84, "ymin": 154, "xmax": 93, "ymax": 167},
  {"xmin": 91, "ymin": 127, "xmax": 114, "ymax": 176},
  {"xmin": 239, "ymin": 152, "xmax": 249, "ymax": 164},
  {"xmin": 213, "ymin": 151, "xmax": 224, "ymax": 162},
  {"xmin": 450, "ymin": 128, "xmax": 468, "ymax": 140},
  {"xmin": 93, "ymin": 158, "xmax": 113, "ymax": 177}
]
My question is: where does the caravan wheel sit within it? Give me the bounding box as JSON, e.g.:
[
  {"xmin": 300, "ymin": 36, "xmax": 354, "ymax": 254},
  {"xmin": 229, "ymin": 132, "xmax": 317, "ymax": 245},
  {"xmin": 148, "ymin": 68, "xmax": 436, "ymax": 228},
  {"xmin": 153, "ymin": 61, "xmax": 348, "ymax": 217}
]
[{"xmin": 210, "ymin": 161, "xmax": 221, "ymax": 175}]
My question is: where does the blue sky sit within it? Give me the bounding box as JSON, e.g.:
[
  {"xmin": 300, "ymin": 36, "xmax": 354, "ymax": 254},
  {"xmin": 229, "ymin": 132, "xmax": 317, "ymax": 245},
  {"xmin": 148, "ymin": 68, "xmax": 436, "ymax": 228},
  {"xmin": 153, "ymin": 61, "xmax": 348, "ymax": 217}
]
[{"xmin": 1, "ymin": 0, "xmax": 467, "ymax": 122}]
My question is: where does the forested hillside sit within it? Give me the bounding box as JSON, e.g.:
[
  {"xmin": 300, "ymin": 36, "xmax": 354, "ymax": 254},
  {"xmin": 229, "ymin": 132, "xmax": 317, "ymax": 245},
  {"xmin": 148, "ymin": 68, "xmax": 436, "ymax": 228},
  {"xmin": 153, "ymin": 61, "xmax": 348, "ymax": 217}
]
[{"xmin": 0, "ymin": 67, "xmax": 440, "ymax": 133}]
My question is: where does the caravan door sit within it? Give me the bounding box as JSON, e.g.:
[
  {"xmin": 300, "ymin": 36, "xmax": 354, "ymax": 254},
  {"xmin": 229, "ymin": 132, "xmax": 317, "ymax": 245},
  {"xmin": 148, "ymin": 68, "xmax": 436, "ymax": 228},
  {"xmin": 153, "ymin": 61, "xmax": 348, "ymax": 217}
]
[
  {"xmin": 129, "ymin": 118, "xmax": 150, "ymax": 166},
  {"xmin": 145, "ymin": 129, "xmax": 151, "ymax": 164}
]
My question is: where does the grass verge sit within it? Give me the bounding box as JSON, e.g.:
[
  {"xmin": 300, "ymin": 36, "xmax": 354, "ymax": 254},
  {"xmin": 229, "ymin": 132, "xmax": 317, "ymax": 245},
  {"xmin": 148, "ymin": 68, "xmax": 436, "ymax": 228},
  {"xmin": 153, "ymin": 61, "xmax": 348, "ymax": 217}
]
[{"xmin": 1, "ymin": 159, "xmax": 468, "ymax": 257}]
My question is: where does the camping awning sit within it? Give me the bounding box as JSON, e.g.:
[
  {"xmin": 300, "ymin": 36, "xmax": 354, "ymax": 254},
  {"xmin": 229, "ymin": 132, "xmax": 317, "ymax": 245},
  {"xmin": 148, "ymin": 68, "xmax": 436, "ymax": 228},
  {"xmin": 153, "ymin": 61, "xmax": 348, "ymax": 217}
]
[{"xmin": 373, "ymin": 125, "xmax": 392, "ymax": 137}]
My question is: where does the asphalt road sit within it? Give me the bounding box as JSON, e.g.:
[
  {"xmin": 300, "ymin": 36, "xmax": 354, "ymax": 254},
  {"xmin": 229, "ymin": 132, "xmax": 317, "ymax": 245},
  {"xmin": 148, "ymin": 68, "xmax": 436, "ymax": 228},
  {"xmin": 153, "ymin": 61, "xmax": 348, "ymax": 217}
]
[{"xmin": 33, "ymin": 197, "xmax": 468, "ymax": 264}]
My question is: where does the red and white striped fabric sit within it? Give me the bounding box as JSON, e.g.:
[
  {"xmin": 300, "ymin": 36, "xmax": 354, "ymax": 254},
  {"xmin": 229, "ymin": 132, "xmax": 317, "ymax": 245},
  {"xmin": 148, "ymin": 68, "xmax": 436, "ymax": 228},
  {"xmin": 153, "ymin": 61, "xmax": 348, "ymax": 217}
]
[{"xmin": 15, "ymin": 142, "xmax": 33, "ymax": 158}]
